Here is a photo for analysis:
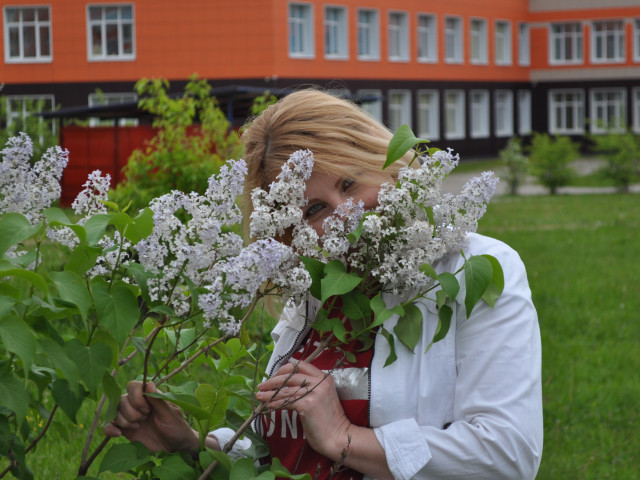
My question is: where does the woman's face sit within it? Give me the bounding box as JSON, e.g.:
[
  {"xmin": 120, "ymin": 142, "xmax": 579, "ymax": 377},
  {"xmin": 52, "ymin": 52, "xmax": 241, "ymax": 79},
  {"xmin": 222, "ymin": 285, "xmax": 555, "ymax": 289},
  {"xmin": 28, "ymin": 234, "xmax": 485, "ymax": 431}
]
[{"xmin": 301, "ymin": 171, "xmax": 380, "ymax": 235}]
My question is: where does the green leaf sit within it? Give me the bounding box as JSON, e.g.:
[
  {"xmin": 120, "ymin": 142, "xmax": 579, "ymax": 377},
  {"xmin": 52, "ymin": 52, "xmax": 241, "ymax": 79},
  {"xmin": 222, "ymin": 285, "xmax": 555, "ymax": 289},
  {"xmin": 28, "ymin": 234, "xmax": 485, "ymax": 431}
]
[
  {"xmin": 64, "ymin": 339, "xmax": 112, "ymax": 394},
  {"xmin": 0, "ymin": 294, "xmax": 17, "ymax": 319},
  {"xmin": 385, "ymin": 124, "xmax": 419, "ymax": 169},
  {"xmin": 379, "ymin": 327, "xmax": 398, "ymax": 367},
  {"xmin": 300, "ymin": 256, "xmax": 325, "ymax": 300},
  {"xmin": 0, "ymin": 315, "xmax": 36, "ymax": 372},
  {"xmin": 126, "ymin": 207, "xmax": 154, "ymax": 244},
  {"xmin": 98, "ymin": 442, "xmax": 152, "ymax": 474},
  {"xmin": 195, "ymin": 383, "xmax": 217, "ymax": 410},
  {"xmin": 464, "ymin": 255, "xmax": 493, "ymax": 318},
  {"xmin": 320, "ymin": 260, "xmax": 361, "ymax": 304},
  {"xmin": 0, "ymin": 213, "xmax": 42, "ymax": 255},
  {"xmin": 51, "ymin": 378, "xmax": 83, "ymax": 423},
  {"xmin": 230, "ymin": 457, "xmax": 258, "ymax": 480},
  {"xmin": 425, "ymin": 305, "xmax": 453, "ymax": 354},
  {"xmin": 145, "ymin": 391, "xmax": 210, "ymax": 420},
  {"xmin": 65, "ymin": 244, "xmax": 101, "ymax": 275},
  {"xmin": 393, "ymin": 303, "xmax": 422, "ymax": 352},
  {"xmin": 83, "ymin": 214, "xmax": 112, "ymax": 245},
  {"xmin": 152, "ymin": 454, "xmax": 198, "ymax": 480},
  {"xmin": 480, "ymin": 254, "xmax": 505, "ymax": 308},
  {"xmin": 0, "ymin": 266, "xmax": 48, "ymax": 294},
  {"xmin": 419, "ymin": 262, "xmax": 438, "ymax": 280},
  {"xmin": 346, "ymin": 211, "xmax": 377, "ymax": 243},
  {"xmin": 108, "ymin": 212, "xmax": 133, "ymax": 231},
  {"xmin": 50, "ymin": 271, "xmax": 92, "ymax": 321},
  {"xmin": 38, "ymin": 338, "xmax": 80, "ymax": 393},
  {"xmin": 437, "ymin": 272, "xmax": 460, "ymax": 302},
  {"xmin": 44, "ymin": 207, "xmax": 73, "ymax": 225},
  {"xmin": 370, "ymin": 294, "xmax": 404, "ymax": 328},
  {"xmin": 269, "ymin": 457, "xmax": 311, "ymax": 480},
  {"xmin": 0, "ymin": 372, "xmax": 29, "ymax": 424},
  {"xmin": 342, "ymin": 289, "xmax": 372, "ymax": 321},
  {"xmin": 312, "ymin": 311, "xmax": 347, "ymax": 342},
  {"xmin": 92, "ymin": 279, "xmax": 140, "ymax": 348},
  {"xmin": 102, "ymin": 373, "xmax": 121, "ymax": 423}
]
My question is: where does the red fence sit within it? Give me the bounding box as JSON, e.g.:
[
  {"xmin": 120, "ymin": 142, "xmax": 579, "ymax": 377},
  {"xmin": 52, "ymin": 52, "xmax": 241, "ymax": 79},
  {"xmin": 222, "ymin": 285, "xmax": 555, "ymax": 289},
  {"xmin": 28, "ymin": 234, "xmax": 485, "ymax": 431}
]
[{"xmin": 60, "ymin": 125, "xmax": 157, "ymax": 206}]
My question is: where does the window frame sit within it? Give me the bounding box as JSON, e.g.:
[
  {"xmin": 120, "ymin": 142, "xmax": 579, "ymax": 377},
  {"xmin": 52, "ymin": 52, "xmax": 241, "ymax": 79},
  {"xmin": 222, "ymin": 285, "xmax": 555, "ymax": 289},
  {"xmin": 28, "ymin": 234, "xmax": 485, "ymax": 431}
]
[
  {"xmin": 469, "ymin": 90, "xmax": 489, "ymax": 139},
  {"xmin": 417, "ymin": 89, "xmax": 440, "ymax": 140},
  {"xmin": 469, "ymin": 18, "xmax": 488, "ymax": 65},
  {"xmin": 589, "ymin": 88, "xmax": 627, "ymax": 134},
  {"xmin": 494, "ymin": 89, "xmax": 514, "ymax": 137},
  {"xmin": 590, "ymin": 20, "xmax": 625, "ymax": 64},
  {"xmin": 634, "ymin": 19, "xmax": 640, "ymax": 62},
  {"xmin": 3, "ymin": 5, "xmax": 52, "ymax": 63},
  {"xmin": 324, "ymin": 5, "xmax": 348, "ymax": 59},
  {"xmin": 548, "ymin": 89, "xmax": 585, "ymax": 134},
  {"xmin": 387, "ymin": 89, "xmax": 412, "ymax": 132},
  {"xmin": 357, "ymin": 89, "xmax": 383, "ymax": 122},
  {"xmin": 288, "ymin": 2, "xmax": 315, "ymax": 58},
  {"xmin": 633, "ymin": 87, "xmax": 640, "ymax": 133},
  {"xmin": 495, "ymin": 20, "xmax": 512, "ymax": 66},
  {"xmin": 444, "ymin": 16, "xmax": 463, "ymax": 64},
  {"xmin": 357, "ymin": 8, "xmax": 379, "ymax": 61},
  {"xmin": 88, "ymin": 92, "xmax": 139, "ymax": 127},
  {"xmin": 444, "ymin": 90, "xmax": 465, "ymax": 140},
  {"xmin": 5, "ymin": 94, "xmax": 56, "ymax": 140},
  {"xmin": 388, "ymin": 11, "xmax": 409, "ymax": 62},
  {"xmin": 549, "ymin": 22, "xmax": 583, "ymax": 65},
  {"xmin": 417, "ymin": 13, "xmax": 437, "ymax": 63},
  {"xmin": 518, "ymin": 22, "xmax": 530, "ymax": 66}
]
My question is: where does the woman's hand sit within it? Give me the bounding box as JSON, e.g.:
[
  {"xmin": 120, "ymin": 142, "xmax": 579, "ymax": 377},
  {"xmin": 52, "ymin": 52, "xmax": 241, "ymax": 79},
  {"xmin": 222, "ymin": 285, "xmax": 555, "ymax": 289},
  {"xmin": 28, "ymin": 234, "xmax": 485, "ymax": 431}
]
[
  {"xmin": 103, "ymin": 381, "xmax": 201, "ymax": 453},
  {"xmin": 255, "ymin": 360, "xmax": 351, "ymax": 460}
]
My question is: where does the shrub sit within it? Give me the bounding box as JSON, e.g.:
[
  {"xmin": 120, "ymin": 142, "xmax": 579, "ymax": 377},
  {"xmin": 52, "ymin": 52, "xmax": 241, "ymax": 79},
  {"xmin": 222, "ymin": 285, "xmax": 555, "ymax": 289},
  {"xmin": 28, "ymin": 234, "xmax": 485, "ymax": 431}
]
[
  {"xmin": 529, "ymin": 133, "xmax": 578, "ymax": 194},
  {"xmin": 590, "ymin": 130, "xmax": 640, "ymax": 193},
  {"xmin": 110, "ymin": 76, "xmax": 244, "ymax": 212},
  {"xmin": 499, "ymin": 137, "xmax": 529, "ymax": 195}
]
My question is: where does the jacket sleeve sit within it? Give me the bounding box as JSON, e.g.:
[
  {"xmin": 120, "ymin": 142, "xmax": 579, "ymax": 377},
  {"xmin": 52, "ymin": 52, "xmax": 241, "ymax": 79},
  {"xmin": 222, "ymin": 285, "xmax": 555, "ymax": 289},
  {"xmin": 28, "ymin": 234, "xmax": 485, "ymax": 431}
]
[{"xmin": 373, "ymin": 236, "xmax": 543, "ymax": 479}]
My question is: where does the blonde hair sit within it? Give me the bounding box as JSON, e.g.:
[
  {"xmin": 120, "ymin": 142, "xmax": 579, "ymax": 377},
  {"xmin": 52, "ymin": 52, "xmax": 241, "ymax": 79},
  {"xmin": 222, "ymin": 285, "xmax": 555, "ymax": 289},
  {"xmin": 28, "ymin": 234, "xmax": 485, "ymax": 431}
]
[{"xmin": 241, "ymin": 89, "xmax": 413, "ymax": 239}]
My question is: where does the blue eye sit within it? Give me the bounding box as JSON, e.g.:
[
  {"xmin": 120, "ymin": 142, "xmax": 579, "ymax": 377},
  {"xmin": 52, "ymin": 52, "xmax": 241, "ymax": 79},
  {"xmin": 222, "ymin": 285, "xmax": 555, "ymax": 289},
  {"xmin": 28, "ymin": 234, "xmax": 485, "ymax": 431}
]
[{"xmin": 306, "ymin": 203, "xmax": 324, "ymax": 218}]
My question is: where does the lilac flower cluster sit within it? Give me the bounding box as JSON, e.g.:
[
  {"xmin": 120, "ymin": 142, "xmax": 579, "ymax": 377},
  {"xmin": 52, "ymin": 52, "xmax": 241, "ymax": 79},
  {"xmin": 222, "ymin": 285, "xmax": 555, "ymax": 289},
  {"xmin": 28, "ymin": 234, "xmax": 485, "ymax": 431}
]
[
  {"xmin": 0, "ymin": 133, "xmax": 69, "ymax": 224},
  {"xmin": 250, "ymin": 148, "xmax": 498, "ymax": 299}
]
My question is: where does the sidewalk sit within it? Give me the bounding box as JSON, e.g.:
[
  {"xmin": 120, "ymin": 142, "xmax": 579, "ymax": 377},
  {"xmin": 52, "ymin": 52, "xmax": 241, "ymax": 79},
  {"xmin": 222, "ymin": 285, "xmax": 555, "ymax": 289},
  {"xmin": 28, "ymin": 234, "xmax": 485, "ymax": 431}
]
[{"xmin": 441, "ymin": 158, "xmax": 640, "ymax": 196}]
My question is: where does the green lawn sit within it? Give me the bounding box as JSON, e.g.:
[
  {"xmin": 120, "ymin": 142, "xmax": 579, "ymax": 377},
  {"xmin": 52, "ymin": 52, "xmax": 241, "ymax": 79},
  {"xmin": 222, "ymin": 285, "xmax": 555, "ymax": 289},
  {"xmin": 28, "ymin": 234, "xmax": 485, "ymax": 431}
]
[{"xmin": 478, "ymin": 194, "xmax": 640, "ymax": 479}]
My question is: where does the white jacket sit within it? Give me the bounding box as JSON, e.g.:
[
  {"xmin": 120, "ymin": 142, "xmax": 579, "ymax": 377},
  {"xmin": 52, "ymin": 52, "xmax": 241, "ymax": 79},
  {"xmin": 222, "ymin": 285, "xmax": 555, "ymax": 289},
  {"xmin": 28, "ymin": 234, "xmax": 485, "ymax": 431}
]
[{"xmin": 222, "ymin": 233, "xmax": 543, "ymax": 479}]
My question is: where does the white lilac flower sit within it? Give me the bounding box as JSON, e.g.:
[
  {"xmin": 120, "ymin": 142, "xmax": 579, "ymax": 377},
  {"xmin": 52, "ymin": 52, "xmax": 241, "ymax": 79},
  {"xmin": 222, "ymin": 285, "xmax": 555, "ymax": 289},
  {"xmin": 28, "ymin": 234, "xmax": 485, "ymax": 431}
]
[{"xmin": 0, "ymin": 133, "xmax": 69, "ymax": 224}]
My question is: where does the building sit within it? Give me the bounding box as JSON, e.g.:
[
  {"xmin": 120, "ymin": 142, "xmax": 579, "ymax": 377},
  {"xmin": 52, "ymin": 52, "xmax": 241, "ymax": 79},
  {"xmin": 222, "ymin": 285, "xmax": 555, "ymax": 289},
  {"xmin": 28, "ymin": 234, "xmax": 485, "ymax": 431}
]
[{"xmin": 2, "ymin": 0, "xmax": 640, "ymax": 159}]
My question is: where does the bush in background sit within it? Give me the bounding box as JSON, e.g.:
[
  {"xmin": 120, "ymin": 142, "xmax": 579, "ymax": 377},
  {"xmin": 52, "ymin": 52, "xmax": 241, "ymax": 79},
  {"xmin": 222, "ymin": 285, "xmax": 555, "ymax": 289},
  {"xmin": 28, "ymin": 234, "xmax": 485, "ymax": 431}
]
[
  {"xmin": 590, "ymin": 130, "xmax": 640, "ymax": 193},
  {"xmin": 529, "ymin": 133, "xmax": 578, "ymax": 195},
  {"xmin": 499, "ymin": 137, "xmax": 529, "ymax": 195},
  {"xmin": 110, "ymin": 76, "xmax": 244, "ymax": 212}
]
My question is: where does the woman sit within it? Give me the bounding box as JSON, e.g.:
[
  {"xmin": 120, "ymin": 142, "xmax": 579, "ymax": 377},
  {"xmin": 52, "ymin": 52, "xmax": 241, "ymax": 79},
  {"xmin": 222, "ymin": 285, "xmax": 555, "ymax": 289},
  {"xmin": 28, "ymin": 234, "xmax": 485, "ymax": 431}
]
[{"xmin": 105, "ymin": 90, "xmax": 543, "ymax": 479}]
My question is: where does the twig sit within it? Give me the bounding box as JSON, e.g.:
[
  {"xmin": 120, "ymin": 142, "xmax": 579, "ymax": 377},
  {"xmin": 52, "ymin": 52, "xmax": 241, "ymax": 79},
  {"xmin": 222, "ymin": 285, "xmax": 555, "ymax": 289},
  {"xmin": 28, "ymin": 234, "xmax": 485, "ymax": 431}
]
[
  {"xmin": 78, "ymin": 436, "xmax": 110, "ymax": 476},
  {"xmin": 80, "ymin": 394, "xmax": 107, "ymax": 466}
]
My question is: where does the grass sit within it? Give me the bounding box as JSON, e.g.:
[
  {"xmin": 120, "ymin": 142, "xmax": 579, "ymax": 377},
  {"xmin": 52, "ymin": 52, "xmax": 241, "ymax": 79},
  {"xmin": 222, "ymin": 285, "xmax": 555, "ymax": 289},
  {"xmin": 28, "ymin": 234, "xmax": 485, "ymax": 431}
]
[
  {"xmin": 478, "ymin": 193, "xmax": 640, "ymax": 479},
  {"xmin": 4, "ymin": 193, "xmax": 639, "ymax": 479}
]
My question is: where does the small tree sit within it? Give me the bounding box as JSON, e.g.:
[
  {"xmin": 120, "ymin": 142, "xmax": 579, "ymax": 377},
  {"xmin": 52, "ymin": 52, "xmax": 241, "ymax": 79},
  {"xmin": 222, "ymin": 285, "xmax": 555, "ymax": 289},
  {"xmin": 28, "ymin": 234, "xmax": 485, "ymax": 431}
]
[
  {"xmin": 0, "ymin": 96, "xmax": 58, "ymax": 160},
  {"xmin": 110, "ymin": 75, "xmax": 244, "ymax": 211},
  {"xmin": 529, "ymin": 133, "xmax": 578, "ymax": 195},
  {"xmin": 590, "ymin": 130, "xmax": 640, "ymax": 193},
  {"xmin": 499, "ymin": 137, "xmax": 529, "ymax": 195}
]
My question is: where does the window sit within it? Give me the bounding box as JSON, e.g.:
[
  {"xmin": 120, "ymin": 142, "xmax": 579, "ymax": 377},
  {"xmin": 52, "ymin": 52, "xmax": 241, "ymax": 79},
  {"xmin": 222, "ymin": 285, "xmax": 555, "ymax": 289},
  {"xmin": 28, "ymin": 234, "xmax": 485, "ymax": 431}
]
[
  {"xmin": 357, "ymin": 9, "xmax": 379, "ymax": 60},
  {"xmin": 633, "ymin": 88, "xmax": 640, "ymax": 133},
  {"xmin": 445, "ymin": 17, "xmax": 463, "ymax": 63},
  {"xmin": 470, "ymin": 18, "xmax": 488, "ymax": 64},
  {"xmin": 356, "ymin": 89, "xmax": 382, "ymax": 122},
  {"xmin": 495, "ymin": 20, "xmax": 512, "ymax": 65},
  {"xmin": 417, "ymin": 14, "xmax": 437, "ymax": 62},
  {"xmin": 591, "ymin": 20, "xmax": 625, "ymax": 63},
  {"xmin": 518, "ymin": 90, "xmax": 532, "ymax": 135},
  {"xmin": 590, "ymin": 88, "xmax": 626, "ymax": 133},
  {"xmin": 549, "ymin": 89, "xmax": 584, "ymax": 134},
  {"xmin": 88, "ymin": 92, "xmax": 138, "ymax": 127},
  {"xmin": 550, "ymin": 22, "xmax": 583, "ymax": 64},
  {"xmin": 518, "ymin": 23, "xmax": 530, "ymax": 66},
  {"xmin": 495, "ymin": 90, "xmax": 514, "ymax": 137},
  {"xmin": 87, "ymin": 4, "xmax": 134, "ymax": 60},
  {"xmin": 3, "ymin": 6, "xmax": 52, "ymax": 62},
  {"xmin": 417, "ymin": 90, "xmax": 439, "ymax": 140},
  {"xmin": 288, "ymin": 3, "xmax": 314, "ymax": 58},
  {"xmin": 444, "ymin": 90, "xmax": 465, "ymax": 140},
  {"xmin": 388, "ymin": 12, "xmax": 409, "ymax": 61},
  {"xmin": 469, "ymin": 90, "xmax": 489, "ymax": 138},
  {"xmin": 635, "ymin": 20, "xmax": 640, "ymax": 62},
  {"xmin": 388, "ymin": 90, "xmax": 411, "ymax": 131},
  {"xmin": 325, "ymin": 6, "xmax": 347, "ymax": 59},
  {"xmin": 5, "ymin": 95, "xmax": 56, "ymax": 141}
]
